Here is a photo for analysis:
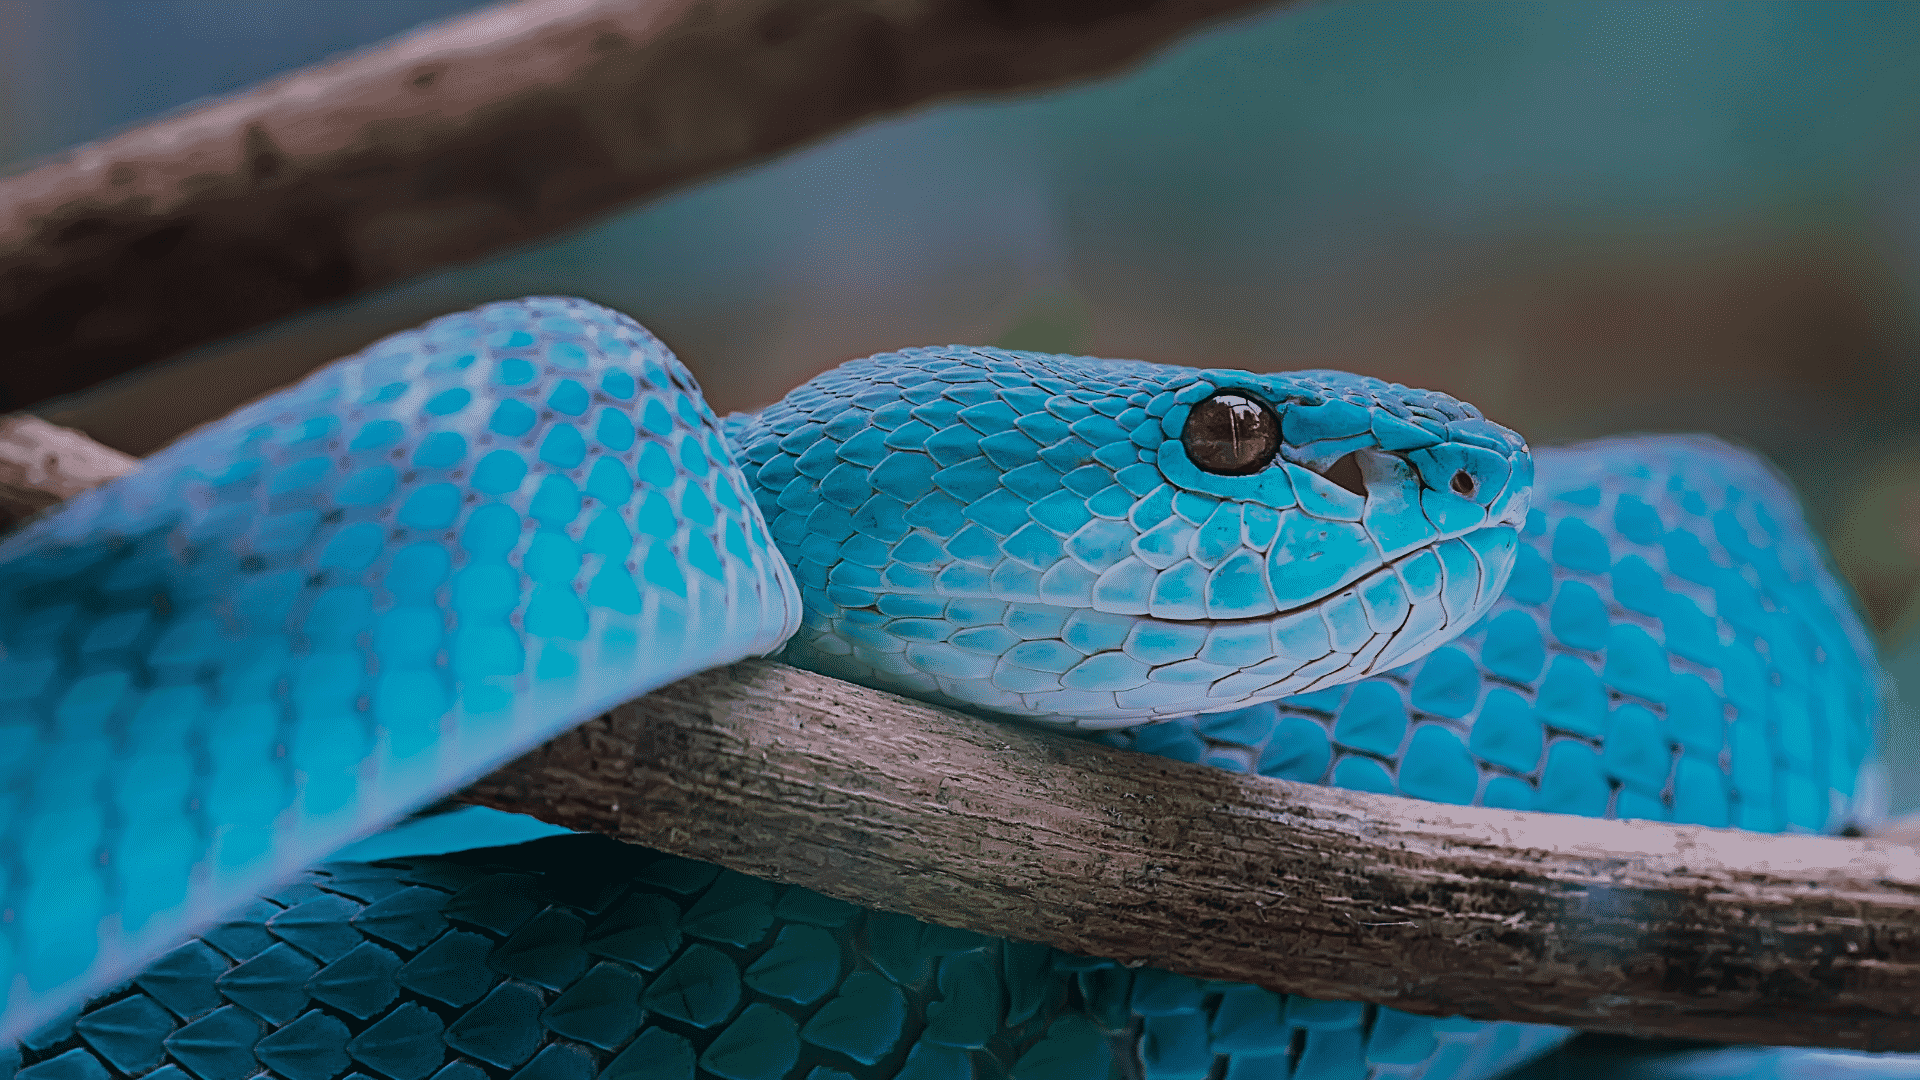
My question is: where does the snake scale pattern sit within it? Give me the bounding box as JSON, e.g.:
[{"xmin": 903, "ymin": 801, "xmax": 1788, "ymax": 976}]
[{"xmin": 0, "ymin": 298, "xmax": 1887, "ymax": 1080}]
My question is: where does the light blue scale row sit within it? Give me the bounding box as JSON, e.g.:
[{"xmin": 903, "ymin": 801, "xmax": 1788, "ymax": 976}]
[{"xmin": 0, "ymin": 299, "xmax": 801, "ymax": 1043}]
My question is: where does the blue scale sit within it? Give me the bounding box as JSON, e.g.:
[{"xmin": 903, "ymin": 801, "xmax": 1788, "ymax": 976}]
[{"xmin": 0, "ymin": 301, "xmax": 1892, "ymax": 1080}]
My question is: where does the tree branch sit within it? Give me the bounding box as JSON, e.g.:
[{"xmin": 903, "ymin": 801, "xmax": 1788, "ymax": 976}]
[
  {"xmin": 461, "ymin": 659, "xmax": 1920, "ymax": 1052},
  {"xmin": 5, "ymin": 419, "xmax": 1919, "ymax": 1050},
  {"xmin": 0, "ymin": 0, "xmax": 1292, "ymax": 411}
]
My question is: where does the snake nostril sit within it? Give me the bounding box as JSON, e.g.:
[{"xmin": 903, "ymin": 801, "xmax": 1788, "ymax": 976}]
[
  {"xmin": 1322, "ymin": 452, "xmax": 1367, "ymax": 498},
  {"xmin": 1450, "ymin": 469, "xmax": 1476, "ymax": 498}
]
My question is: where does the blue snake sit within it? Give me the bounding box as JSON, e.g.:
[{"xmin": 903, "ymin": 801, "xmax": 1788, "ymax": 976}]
[{"xmin": 0, "ymin": 297, "xmax": 1884, "ymax": 1080}]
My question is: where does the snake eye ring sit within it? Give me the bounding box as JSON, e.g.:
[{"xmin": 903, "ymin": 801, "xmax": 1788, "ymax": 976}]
[
  {"xmin": 1450, "ymin": 469, "xmax": 1476, "ymax": 497},
  {"xmin": 1182, "ymin": 392, "xmax": 1281, "ymax": 476}
]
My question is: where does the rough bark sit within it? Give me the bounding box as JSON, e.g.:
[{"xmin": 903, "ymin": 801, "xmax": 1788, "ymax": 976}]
[
  {"xmin": 0, "ymin": 0, "xmax": 1293, "ymax": 411},
  {"xmin": 461, "ymin": 660, "xmax": 1920, "ymax": 1051},
  {"xmin": 3, "ymin": 418, "xmax": 1919, "ymax": 1048}
]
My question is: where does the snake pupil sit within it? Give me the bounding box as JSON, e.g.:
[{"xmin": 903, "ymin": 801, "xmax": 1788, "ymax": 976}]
[
  {"xmin": 1450, "ymin": 469, "xmax": 1476, "ymax": 497},
  {"xmin": 1182, "ymin": 392, "xmax": 1280, "ymax": 476}
]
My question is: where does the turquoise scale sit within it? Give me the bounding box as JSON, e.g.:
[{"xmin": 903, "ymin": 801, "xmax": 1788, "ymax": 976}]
[
  {"xmin": 3, "ymin": 843, "xmax": 1128, "ymax": 1080},
  {"xmin": 0, "ymin": 300, "xmax": 798, "ymax": 1042},
  {"xmin": 0, "ymin": 299, "xmax": 1899, "ymax": 1080}
]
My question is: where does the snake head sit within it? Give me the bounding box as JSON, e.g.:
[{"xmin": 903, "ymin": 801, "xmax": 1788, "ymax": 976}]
[{"xmin": 732, "ymin": 348, "xmax": 1532, "ymax": 728}]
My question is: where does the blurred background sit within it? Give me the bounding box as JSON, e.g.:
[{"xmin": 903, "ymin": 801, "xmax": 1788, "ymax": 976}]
[
  {"xmin": 6, "ymin": 6, "xmax": 1920, "ymax": 1073},
  {"xmin": 5, "ymin": 0, "xmax": 1920, "ymax": 807}
]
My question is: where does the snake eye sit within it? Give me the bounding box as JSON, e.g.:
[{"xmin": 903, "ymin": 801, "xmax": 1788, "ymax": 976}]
[
  {"xmin": 1182, "ymin": 392, "xmax": 1281, "ymax": 476},
  {"xmin": 1450, "ymin": 469, "xmax": 1476, "ymax": 497}
]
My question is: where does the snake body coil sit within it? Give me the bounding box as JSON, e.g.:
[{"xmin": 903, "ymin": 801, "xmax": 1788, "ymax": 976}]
[{"xmin": 0, "ymin": 299, "xmax": 1884, "ymax": 1080}]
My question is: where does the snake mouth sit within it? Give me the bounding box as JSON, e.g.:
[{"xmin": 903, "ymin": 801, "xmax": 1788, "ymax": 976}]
[
  {"xmin": 1129, "ymin": 527, "xmax": 1504, "ymax": 630},
  {"xmin": 1170, "ymin": 549, "xmax": 1417, "ymax": 628}
]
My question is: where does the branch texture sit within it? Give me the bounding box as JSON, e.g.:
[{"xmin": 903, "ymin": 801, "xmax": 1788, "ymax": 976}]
[
  {"xmin": 0, "ymin": 0, "xmax": 1290, "ymax": 410},
  {"xmin": 463, "ymin": 660, "xmax": 1920, "ymax": 1052}
]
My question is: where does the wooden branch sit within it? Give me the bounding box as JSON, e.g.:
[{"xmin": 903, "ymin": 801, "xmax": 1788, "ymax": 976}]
[
  {"xmin": 0, "ymin": 0, "xmax": 1293, "ymax": 411},
  {"xmin": 5, "ymin": 418, "xmax": 1920, "ymax": 1049},
  {"xmin": 461, "ymin": 660, "xmax": 1920, "ymax": 1052}
]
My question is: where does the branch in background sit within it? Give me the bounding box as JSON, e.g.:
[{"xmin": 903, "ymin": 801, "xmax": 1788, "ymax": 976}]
[
  {"xmin": 6, "ymin": 420, "xmax": 1920, "ymax": 1050},
  {"xmin": 0, "ymin": 0, "xmax": 1292, "ymax": 411}
]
